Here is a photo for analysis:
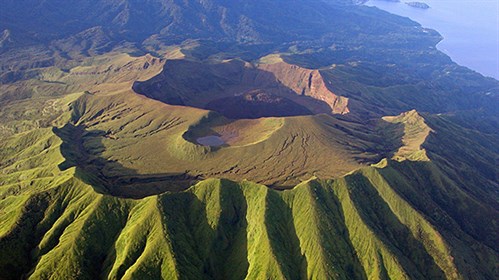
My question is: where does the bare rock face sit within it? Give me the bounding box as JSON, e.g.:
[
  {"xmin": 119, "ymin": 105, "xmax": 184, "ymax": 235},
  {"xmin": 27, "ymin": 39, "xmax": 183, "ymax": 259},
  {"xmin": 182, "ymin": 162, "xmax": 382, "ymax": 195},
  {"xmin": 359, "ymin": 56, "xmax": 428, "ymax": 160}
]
[
  {"xmin": 258, "ymin": 61, "xmax": 350, "ymax": 114},
  {"xmin": 134, "ymin": 57, "xmax": 349, "ymax": 119}
]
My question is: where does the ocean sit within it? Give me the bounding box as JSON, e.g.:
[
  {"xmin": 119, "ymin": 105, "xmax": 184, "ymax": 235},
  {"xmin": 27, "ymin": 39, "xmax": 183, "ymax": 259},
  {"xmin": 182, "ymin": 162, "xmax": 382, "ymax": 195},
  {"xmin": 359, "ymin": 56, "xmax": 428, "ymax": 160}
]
[{"xmin": 364, "ymin": 0, "xmax": 499, "ymax": 80}]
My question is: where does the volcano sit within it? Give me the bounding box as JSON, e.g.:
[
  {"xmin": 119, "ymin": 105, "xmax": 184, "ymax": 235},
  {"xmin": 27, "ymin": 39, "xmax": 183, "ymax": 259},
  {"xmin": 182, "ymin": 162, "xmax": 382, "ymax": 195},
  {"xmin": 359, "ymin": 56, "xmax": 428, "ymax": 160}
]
[{"xmin": 0, "ymin": 0, "xmax": 497, "ymax": 279}]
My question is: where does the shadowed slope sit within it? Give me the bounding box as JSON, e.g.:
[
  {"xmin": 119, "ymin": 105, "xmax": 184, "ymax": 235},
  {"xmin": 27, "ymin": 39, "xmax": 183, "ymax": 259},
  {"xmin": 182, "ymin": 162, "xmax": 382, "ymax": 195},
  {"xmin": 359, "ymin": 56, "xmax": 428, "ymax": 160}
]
[{"xmin": 132, "ymin": 58, "xmax": 347, "ymax": 118}]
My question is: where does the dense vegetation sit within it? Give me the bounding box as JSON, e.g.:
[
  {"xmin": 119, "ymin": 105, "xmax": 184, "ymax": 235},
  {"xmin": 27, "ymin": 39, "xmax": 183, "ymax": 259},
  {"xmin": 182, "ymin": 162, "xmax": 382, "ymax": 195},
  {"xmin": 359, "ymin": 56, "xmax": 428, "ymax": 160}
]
[{"xmin": 0, "ymin": 0, "xmax": 497, "ymax": 279}]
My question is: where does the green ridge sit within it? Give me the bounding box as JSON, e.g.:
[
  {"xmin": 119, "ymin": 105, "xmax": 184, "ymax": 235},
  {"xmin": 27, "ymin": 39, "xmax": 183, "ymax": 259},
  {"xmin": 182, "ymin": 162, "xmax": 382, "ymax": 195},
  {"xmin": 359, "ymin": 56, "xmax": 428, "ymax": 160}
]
[
  {"xmin": 1, "ymin": 165, "xmax": 497, "ymax": 279},
  {"xmin": 0, "ymin": 89, "xmax": 497, "ymax": 279}
]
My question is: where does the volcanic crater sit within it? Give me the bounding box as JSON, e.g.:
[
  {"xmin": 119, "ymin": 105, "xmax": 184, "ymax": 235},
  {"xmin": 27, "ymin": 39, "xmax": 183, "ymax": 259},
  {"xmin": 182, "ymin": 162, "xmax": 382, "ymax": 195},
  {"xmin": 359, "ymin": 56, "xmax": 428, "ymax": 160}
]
[{"xmin": 133, "ymin": 57, "xmax": 349, "ymax": 120}]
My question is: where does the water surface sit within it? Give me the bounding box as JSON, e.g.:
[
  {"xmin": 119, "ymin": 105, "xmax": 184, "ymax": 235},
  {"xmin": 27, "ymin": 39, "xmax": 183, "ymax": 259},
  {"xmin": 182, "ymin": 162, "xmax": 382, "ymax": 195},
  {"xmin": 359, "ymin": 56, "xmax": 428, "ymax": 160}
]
[
  {"xmin": 365, "ymin": 0, "xmax": 499, "ymax": 80},
  {"xmin": 197, "ymin": 135, "xmax": 226, "ymax": 147}
]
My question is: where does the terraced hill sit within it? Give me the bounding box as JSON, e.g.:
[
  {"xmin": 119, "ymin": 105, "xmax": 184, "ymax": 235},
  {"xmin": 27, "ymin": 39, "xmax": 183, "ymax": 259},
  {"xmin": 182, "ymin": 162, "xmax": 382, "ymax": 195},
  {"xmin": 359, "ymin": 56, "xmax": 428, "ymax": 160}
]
[{"xmin": 0, "ymin": 0, "xmax": 498, "ymax": 279}]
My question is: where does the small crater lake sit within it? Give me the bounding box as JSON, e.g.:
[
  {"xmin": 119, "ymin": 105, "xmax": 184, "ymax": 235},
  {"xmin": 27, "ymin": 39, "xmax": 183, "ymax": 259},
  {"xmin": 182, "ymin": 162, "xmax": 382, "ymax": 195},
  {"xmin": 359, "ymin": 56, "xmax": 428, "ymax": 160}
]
[{"xmin": 197, "ymin": 135, "xmax": 226, "ymax": 147}]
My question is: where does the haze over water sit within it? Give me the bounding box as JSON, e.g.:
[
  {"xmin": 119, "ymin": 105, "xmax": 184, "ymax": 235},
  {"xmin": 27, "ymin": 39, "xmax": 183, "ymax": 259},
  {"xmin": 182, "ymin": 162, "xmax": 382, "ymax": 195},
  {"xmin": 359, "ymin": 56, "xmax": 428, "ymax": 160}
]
[{"xmin": 365, "ymin": 0, "xmax": 499, "ymax": 80}]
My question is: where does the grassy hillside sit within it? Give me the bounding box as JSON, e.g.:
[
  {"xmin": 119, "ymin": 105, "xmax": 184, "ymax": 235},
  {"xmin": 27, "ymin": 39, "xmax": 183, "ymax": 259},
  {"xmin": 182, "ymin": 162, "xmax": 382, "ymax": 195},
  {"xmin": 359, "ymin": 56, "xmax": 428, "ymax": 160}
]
[
  {"xmin": 48, "ymin": 89, "xmax": 383, "ymax": 195},
  {"xmin": 0, "ymin": 1, "xmax": 498, "ymax": 277},
  {"xmin": 0, "ymin": 87, "xmax": 497, "ymax": 279},
  {"xmin": 0, "ymin": 165, "xmax": 497, "ymax": 279}
]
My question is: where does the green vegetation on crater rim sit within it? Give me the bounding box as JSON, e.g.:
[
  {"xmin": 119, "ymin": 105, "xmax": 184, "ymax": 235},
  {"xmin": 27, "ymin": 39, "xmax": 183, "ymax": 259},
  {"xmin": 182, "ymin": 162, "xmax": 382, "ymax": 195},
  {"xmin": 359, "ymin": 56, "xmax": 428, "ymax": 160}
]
[{"xmin": 0, "ymin": 0, "xmax": 498, "ymax": 279}]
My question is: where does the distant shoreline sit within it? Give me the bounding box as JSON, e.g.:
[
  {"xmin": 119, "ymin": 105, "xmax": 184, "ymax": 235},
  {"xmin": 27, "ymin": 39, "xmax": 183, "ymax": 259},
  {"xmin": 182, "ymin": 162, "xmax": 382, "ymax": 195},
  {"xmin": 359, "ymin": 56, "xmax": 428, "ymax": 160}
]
[{"xmin": 364, "ymin": 0, "xmax": 499, "ymax": 80}]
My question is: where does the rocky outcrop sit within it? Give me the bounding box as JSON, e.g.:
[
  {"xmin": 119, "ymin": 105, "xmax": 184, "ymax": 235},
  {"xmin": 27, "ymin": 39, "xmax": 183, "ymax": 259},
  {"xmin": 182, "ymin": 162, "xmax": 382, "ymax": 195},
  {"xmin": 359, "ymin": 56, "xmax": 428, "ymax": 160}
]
[
  {"xmin": 134, "ymin": 57, "xmax": 349, "ymax": 118},
  {"xmin": 258, "ymin": 61, "xmax": 349, "ymax": 114}
]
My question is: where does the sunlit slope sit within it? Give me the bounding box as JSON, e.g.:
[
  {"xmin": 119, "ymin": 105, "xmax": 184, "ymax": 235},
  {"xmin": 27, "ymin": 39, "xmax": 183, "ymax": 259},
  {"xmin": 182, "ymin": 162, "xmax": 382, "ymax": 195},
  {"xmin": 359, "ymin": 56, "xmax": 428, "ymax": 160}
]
[
  {"xmin": 0, "ymin": 52, "xmax": 164, "ymax": 104},
  {"xmin": 0, "ymin": 164, "xmax": 497, "ymax": 279},
  {"xmin": 0, "ymin": 92, "xmax": 497, "ymax": 279},
  {"xmin": 0, "ymin": 58, "xmax": 497, "ymax": 278},
  {"xmin": 63, "ymin": 90, "xmax": 389, "ymax": 195},
  {"xmin": 1, "ymin": 0, "xmax": 497, "ymax": 278},
  {"xmin": 0, "ymin": 51, "xmax": 388, "ymax": 195},
  {"xmin": 380, "ymin": 109, "xmax": 432, "ymax": 161}
]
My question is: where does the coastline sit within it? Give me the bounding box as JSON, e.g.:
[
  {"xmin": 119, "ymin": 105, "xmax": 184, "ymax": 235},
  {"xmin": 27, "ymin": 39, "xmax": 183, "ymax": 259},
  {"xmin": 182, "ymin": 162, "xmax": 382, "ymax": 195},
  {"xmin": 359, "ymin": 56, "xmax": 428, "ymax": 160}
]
[{"xmin": 363, "ymin": 0, "xmax": 499, "ymax": 80}]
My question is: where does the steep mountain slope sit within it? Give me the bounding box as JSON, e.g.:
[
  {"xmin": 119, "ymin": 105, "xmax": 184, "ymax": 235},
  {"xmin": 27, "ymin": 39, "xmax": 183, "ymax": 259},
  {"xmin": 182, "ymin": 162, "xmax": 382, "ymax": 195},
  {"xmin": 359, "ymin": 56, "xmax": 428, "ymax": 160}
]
[
  {"xmin": 0, "ymin": 0, "xmax": 437, "ymax": 71},
  {"xmin": 0, "ymin": 0, "xmax": 498, "ymax": 279},
  {"xmin": 0, "ymin": 117, "xmax": 497, "ymax": 279},
  {"xmin": 0, "ymin": 0, "xmax": 398, "ymax": 47},
  {"xmin": 0, "ymin": 70, "xmax": 497, "ymax": 278},
  {"xmin": 57, "ymin": 89, "xmax": 379, "ymax": 195},
  {"xmin": 133, "ymin": 56, "xmax": 349, "ymax": 118}
]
